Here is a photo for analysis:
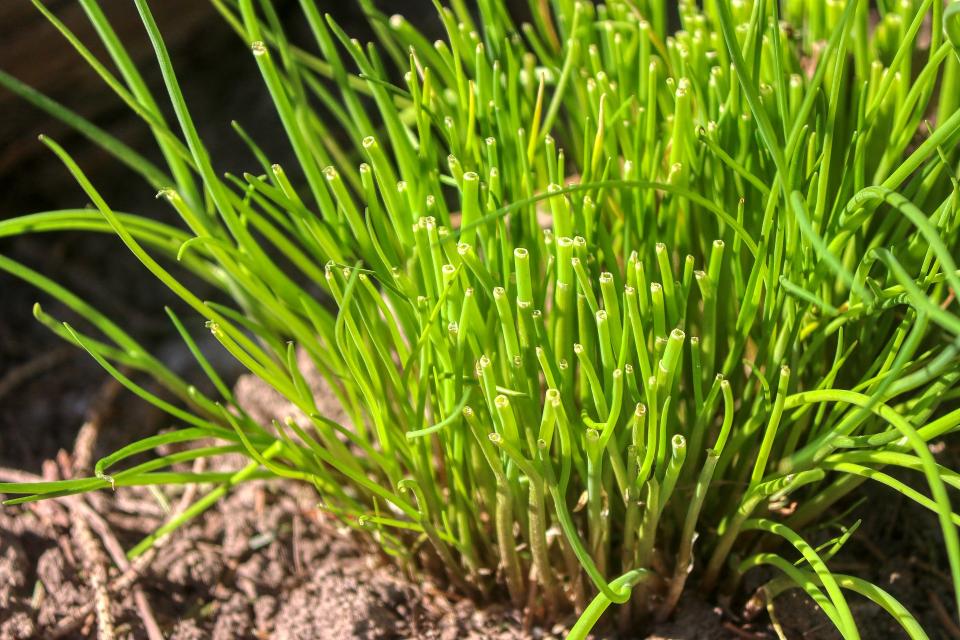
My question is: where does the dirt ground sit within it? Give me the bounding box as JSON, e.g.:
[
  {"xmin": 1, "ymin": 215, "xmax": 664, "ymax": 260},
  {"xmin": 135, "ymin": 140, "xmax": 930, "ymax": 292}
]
[
  {"xmin": 0, "ymin": 364, "xmax": 738, "ymax": 640},
  {"xmin": 1, "ymin": 346, "xmax": 957, "ymax": 639}
]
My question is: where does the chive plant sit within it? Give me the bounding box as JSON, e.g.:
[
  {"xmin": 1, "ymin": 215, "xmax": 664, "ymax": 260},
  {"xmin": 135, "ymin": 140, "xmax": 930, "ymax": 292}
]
[{"xmin": 3, "ymin": 0, "xmax": 960, "ymax": 636}]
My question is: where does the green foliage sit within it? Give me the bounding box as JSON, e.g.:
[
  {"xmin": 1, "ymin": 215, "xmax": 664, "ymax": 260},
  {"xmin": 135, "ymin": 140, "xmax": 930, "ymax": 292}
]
[{"xmin": 3, "ymin": 0, "xmax": 960, "ymax": 636}]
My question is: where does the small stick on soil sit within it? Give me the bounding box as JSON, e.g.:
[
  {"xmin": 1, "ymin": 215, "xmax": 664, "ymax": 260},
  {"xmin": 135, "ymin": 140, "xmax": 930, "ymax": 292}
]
[
  {"xmin": 0, "ymin": 464, "xmax": 73, "ymax": 558},
  {"xmin": 74, "ymin": 376, "xmax": 167, "ymax": 640},
  {"xmin": 73, "ymin": 498, "xmax": 163, "ymax": 640},
  {"xmin": 175, "ymin": 456, "xmax": 206, "ymax": 512},
  {"xmin": 59, "ymin": 383, "xmax": 116, "ymax": 640},
  {"xmin": 48, "ymin": 522, "xmax": 166, "ymax": 640},
  {"xmin": 72, "ymin": 517, "xmax": 116, "ymax": 640},
  {"xmin": 71, "ymin": 378, "xmax": 122, "ymax": 476},
  {"xmin": 0, "ymin": 464, "xmax": 162, "ymax": 640}
]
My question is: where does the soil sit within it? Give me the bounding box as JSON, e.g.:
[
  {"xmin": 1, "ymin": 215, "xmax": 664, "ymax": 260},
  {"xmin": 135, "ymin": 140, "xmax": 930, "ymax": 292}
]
[
  {"xmin": 1, "ymin": 351, "xmax": 957, "ymax": 639},
  {"xmin": 0, "ymin": 366, "xmax": 737, "ymax": 640}
]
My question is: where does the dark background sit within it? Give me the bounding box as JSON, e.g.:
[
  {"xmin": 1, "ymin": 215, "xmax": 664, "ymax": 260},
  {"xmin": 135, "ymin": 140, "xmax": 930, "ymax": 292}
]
[{"xmin": 0, "ymin": 0, "xmax": 442, "ymax": 469}]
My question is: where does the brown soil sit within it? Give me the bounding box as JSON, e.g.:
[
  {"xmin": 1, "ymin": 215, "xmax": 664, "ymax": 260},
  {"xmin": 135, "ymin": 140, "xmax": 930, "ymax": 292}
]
[
  {"xmin": 0, "ymin": 382, "xmax": 726, "ymax": 639},
  {"xmin": 0, "ymin": 354, "xmax": 741, "ymax": 640},
  {"xmin": 1, "ymin": 356, "xmax": 956, "ymax": 639},
  {"xmin": 0, "ymin": 463, "xmax": 735, "ymax": 640}
]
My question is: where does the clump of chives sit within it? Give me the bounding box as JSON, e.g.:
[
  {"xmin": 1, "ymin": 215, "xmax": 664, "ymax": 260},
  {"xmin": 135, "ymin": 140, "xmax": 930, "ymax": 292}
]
[{"xmin": 2, "ymin": 0, "xmax": 960, "ymax": 638}]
